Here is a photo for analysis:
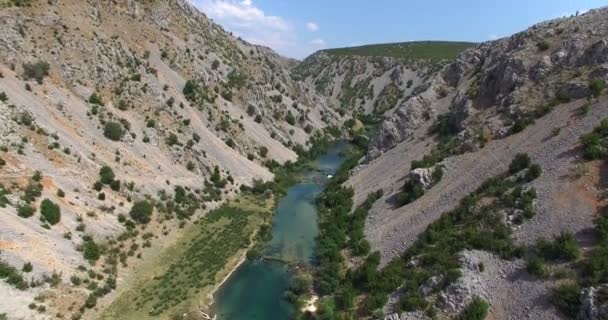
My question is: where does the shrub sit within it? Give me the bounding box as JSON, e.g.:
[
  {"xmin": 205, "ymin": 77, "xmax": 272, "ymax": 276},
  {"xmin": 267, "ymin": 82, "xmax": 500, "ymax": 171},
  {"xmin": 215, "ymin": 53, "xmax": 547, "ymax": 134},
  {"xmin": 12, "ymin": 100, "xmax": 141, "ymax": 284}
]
[
  {"xmin": 22, "ymin": 262, "xmax": 32, "ymax": 273},
  {"xmin": 259, "ymin": 146, "xmax": 269, "ymax": 158},
  {"xmin": 22, "ymin": 61, "xmax": 50, "ymax": 84},
  {"xmin": 552, "ymin": 283, "xmax": 581, "ymax": 318},
  {"xmin": 129, "ymin": 200, "xmax": 153, "ymax": 224},
  {"xmin": 254, "ymin": 114, "xmax": 262, "ymax": 123},
  {"xmin": 536, "ymin": 40, "xmax": 550, "ymax": 51},
  {"xmin": 186, "ymin": 161, "xmax": 195, "ymax": 171},
  {"xmin": 525, "ymin": 163, "xmax": 543, "ymax": 182},
  {"xmin": 40, "ymin": 199, "xmax": 61, "ymax": 225},
  {"xmin": 211, "ymin": 60, "xmax": 220, "ymax": 70},
  {"xmin": 0, "ymin": 92, "xmax": 7, "ymax": 102},
  {"xmin": 192, "ymin": 133, "xmax": 201, "ymax": 143},
  {"xmin": 85, "ymin": 293, "xmax": 97, "ymax": 308},
  {"xmin": 581, "ymin": 122, "xmax": 608, "ymax": 160},
  {"xmin": 99, "ymin": 166, "xmax": 115, "ymax": 184},
  {"xmin": 83, "ymin": 239, "xmax": 100, "ymax": 262},
  {"xmin": 166, "ymin": 133, "xmax": 178, "ymax": 146},
  {"xmin": 247, "ymin": 105, "xmax": 256, "ymax": 116},
  {"xmin": 285, "ymin": 111, "xmax": 296, "ymax": 125},
  {"xmin": 88, "ymin": 93, "xmax": 104, "ymax": 105},
  {"xmin": 537, "ymin": 232, "xmax": 580, "ymax": 261},
  {"xmin": 590, "ymin": 79, "xmax": 606, "ymax": 98},
  {"xmin": 397, "ymin": 183, "xmax": 425, "ymax": 206},
  {"xmin": 526, "ymin": 257, "xmax": 548, "ymax": 278},
  {"xmin": 459, "ymin": 297, "xmax": 489, "ymax": 320},
  {"xmin": 509, "ymin": 153, "xmax": 531, "ymax": 173},
  {"xmin": 109, "ymin": 180, "xmax": 120, "ymax": 191},
  {"xmin": 17, "ymin": 204, "xmax": 35, "ymax": 218},
  {"xmin": 103, "ymin": 122, "xmax": 123, "ymax": 141}
]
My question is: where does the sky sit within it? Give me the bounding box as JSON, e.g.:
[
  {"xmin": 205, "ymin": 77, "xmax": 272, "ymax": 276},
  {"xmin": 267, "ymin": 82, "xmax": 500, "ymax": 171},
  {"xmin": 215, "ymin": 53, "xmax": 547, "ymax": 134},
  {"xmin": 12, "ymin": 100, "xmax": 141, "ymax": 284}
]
[{"xmin": 190, "ymin": 0, "xmax": 608, "ymax": 59}]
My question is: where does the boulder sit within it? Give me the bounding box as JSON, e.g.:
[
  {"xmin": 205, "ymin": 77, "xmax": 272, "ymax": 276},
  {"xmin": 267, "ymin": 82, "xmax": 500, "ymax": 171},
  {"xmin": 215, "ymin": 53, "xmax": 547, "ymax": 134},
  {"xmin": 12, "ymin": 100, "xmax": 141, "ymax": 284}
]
[
  {"xmin": 409, "ymin": 168, "xmax": 434, "ymax": 189},
  {"xmin": 578, "ymin": 284, "xmax": 608, "ymax": 320},
  {"xmin": 590, "ymin": 65, "xmax": 608, "ymax": 81},
  {"xmin": 558, "ymin": 80, "xmax": 592, "ymax": 100}
]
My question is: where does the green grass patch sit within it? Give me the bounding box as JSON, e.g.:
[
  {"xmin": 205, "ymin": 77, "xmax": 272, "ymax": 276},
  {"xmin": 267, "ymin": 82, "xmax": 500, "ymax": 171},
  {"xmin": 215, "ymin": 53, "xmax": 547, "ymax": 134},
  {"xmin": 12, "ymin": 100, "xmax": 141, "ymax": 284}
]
[{"xmin": 101, "ymin": 196, "xmax": 273, "ymax": 319}]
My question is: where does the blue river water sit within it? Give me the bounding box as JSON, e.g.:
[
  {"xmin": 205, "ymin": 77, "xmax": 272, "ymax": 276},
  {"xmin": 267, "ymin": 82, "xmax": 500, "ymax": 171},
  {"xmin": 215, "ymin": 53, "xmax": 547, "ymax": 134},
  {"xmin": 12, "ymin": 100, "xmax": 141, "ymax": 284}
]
[{"xmin": 213, "ymin": 142, "xmax": 350, "ymax": 320}]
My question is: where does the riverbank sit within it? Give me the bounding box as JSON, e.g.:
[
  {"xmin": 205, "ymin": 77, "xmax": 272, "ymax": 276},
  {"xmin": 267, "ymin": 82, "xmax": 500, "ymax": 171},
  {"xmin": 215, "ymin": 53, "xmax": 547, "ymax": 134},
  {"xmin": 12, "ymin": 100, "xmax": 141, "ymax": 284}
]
[{"xmin": 97, "ymin": 194, "xmax": 275, "ymax": 320}]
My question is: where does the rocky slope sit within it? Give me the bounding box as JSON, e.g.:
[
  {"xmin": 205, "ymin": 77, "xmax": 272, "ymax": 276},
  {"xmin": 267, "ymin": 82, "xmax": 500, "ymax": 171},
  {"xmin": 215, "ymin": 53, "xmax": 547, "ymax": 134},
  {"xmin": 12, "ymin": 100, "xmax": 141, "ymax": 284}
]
[
  {"xmin": 344, "ymin": 7, "xmax": 608, "ymax": 320},
  {"xmin": 293, "ymin": 42, "xmax": 474, "ymax": 116},
  {"xmin": 0, "ymin": 0, "xmax": 343, "ymax": 319}
]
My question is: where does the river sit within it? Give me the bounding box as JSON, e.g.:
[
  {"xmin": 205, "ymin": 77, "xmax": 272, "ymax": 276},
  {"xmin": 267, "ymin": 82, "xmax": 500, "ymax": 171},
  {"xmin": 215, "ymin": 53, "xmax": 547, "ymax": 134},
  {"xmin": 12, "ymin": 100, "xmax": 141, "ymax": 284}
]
[{"xmin": 213, "ymin": 142, "xmax": 350, "ymax": 320}]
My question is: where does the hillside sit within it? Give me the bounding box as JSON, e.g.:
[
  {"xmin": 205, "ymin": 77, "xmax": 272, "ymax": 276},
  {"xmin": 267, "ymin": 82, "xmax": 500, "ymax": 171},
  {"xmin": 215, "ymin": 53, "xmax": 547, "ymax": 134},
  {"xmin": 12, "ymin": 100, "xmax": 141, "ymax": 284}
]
[
  {"xmin": 1, "ymin": 1, "xmax": 608, "ymax": 320},
  {"xmin": 293, "ymin": 41, "xmax": 473, "ymax": 115},
  {"xmin": 0, "ymin": 1, "xmax": 344, "ymax": 319},
  {"xmin": 324, "ymin": 41, "xmax": 477, "ymax": 60},
  {"xmin": 341, "ymin": 7, "xmax": 608, "ymax": 320}
]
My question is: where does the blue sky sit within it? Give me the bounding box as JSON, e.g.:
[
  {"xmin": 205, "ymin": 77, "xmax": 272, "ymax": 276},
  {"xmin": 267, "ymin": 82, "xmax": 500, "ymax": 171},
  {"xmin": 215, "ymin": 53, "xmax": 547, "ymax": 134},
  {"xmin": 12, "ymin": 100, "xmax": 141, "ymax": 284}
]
[{"xmin": 191, "ymin": 0, "xmax": 608, "ymax": 59}]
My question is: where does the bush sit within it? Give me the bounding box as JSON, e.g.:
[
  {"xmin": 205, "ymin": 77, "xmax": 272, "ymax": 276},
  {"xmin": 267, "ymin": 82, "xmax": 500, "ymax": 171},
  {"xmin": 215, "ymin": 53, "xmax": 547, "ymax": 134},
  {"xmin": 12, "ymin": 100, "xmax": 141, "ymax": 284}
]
[
  {"xmin": 536, "ymin": 40, "xmax": 550, "ymax": 52},
  {"xmin": 103, "ymin": 122, "xmax": 123, "ymax": 141},
  {"xmin": 552, "ymin": 283, "xmax": 581, "ymax": 318},
  {"xmin": 83, "ymin": 239, "xmax": 100, "ymax": 262},
  {"xmin": 88, "ymin": 93, "xmax": 104, "ymax": 106},
  {"xmin": 525, "ymin": 163, "xmax": 543, "ymax": 182},
  {"xmin": 259, "ymin": 146, "xmax": 269, "ymax": 158},
  {"xmin": 246, "ymin": 105, "xmax": 256, "ymax": 116},
  {"xmin": 459, "ymin": 297, "xmax": 489, "ymax": 320},
  {"xmin": 129, "ymin": 200, "xmax": 153, "ymax": 224},
  {"xmin": 537, "ymin": 232, "xmax": 580, "ymax": 261},
  {"xmin": 40, "ymin": 199, "xmax": 61, "ymax": 225},
  {"xmin": 166, "ymin": 133, "xmax": 178, "ymax": 146},
  {"xmin": 109, "ymin": 180, "xmax": 121, "ymax": 191},
  {"xmin": 285, "ymin": 111, "xmax": 296, "ymax": 125},
  {"xmin": 581, "ymin": 120, "xmax": 608, "ymax": 160},
  {"xmin": 17, "ymin": 204, "xmax": 35, "ymax": 218},
  {"xmin": 590, "ymin": 79, "xmax": 606, "ymax": 98},
  {"xmin": 22, "ymin": 262, "xmax": 32, "ymax": 273},
  {"xmin": 99, "ymin": 166, "xmax": 115, "ymax": 184},
  {"xmin": 526, "ymin": 257, "xmax": 548, "ymax": 278},
  {"xmin": 509, "ymin": 153, "xmax": 531, "ymax": 173},
  {"xmin": 22, "ymin": 61, "xmax": 50, "ymax": 84},
  {"xmin": 397, "ymin": 183, "xmax": 425, "ymax": 206},
  {"xmin": 182, "ymin": 80, "xmax": 197, "ymax": 101}
]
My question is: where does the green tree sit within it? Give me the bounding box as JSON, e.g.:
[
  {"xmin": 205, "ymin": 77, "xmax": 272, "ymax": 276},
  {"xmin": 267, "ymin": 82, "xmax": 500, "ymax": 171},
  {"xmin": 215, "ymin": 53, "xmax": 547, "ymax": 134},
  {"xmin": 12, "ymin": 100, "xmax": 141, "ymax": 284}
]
[
  {"xmin": 83, "ymin": 239, "xmax": 100, "ymax": 262},
  {"xmin": 103, "ymin": 122, "xmax": 123, "ymax": 141},
  {"xmin": 40, "ymin": 199, "xmax": 61, "ymax": 225},
  {"xmin": 129, "ymin": 200, "xmax": 153, "ymax": 224},
  {"xmin": 99, "ymin": 166, "xmax": 115, "ymax": 184}
]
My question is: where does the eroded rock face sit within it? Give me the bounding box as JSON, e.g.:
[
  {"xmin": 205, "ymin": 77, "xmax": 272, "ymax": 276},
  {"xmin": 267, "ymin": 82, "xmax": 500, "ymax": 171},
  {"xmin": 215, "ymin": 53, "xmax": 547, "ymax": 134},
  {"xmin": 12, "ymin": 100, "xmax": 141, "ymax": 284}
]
[
  {"xmin": 367, "ymin": 7, "xmax": 608, "ymax": 159},
  {"xmin": 368, "ymin": 95, "xmax": 432, "ymax": 158},
  {"xmin": 381, "ymin": 312, "xmax": 430, "ymax": 320},
  {"xmin": 409, "ymin": 168, "xmax": 434, "ymax": 189},
  {"xmin": 558, "ymin": 80, "xmax": 592, "ymax": 100},
  {"xmin": 579, "ymin": 284, "xmax": 608, "ymax": 320}
]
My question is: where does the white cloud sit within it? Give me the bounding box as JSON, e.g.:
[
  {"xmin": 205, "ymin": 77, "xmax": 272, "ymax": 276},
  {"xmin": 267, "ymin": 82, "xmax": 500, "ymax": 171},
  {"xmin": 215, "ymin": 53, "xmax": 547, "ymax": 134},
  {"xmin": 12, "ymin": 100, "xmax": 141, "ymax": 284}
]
[
  {"xmin": 488, "ymin": 34, "xmax": 499, "ymax": 40},
  {"xmin": 305, "ymin": 22, "xmax": 319, "ymax": 31},
  {"xmin": 192, "ymin": 0, "xmax": 295, "ymax": 51},
  {"xmin": 309, "ymin": 38, "xmax": 326, "ymax": 46},
  {"xmin": 190, "ymin": 0, "xmax": 326, "ymax": 58}
]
